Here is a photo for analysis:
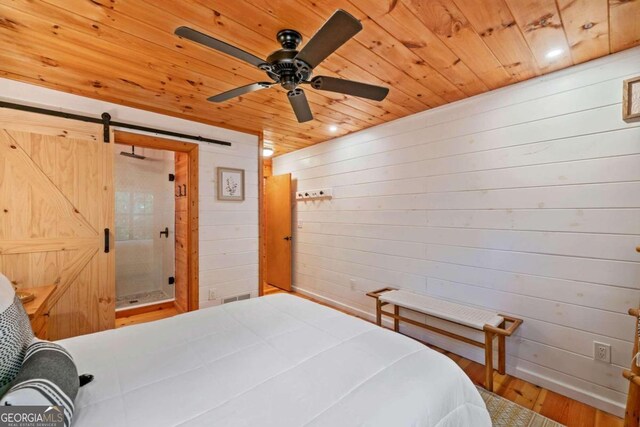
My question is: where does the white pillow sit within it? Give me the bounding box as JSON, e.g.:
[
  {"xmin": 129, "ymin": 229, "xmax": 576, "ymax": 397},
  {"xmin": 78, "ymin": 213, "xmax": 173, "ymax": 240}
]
[
  {"xmin": 0, "ymin": 273, "xmax": 34, "ymax": 395},
  {"xmin": 0, "ymin": 273, "xmax": 15, "ymax": 312}
]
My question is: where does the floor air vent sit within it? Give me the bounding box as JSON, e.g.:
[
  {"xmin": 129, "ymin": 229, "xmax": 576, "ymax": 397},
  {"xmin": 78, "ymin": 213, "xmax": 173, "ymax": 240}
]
[{"xmin": 223, "ymin": 293, "xmax": 251, "ymax": 304}]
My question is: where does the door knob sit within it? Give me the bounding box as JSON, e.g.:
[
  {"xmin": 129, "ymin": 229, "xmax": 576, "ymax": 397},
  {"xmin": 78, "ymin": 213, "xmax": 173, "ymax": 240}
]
[
  {"xmin": 160, "ymin": 227, "xmax": 169, "ymax": 238},
  {"xmin": 283, "ymin": 236, "xmax": 292, "ymax": 241}
]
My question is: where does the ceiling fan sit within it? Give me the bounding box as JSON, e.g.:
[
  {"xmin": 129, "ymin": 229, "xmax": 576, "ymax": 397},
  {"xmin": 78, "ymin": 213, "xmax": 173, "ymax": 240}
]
[{"xmin": 174, "ymin": 9, "xmax": 389, "ymax": 123}]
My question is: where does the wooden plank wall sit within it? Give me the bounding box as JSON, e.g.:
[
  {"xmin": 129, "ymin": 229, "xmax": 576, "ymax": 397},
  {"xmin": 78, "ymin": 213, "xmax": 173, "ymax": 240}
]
[
  {"xmin": 273, "ymin": 47, "xmax": 640, "ymax": 417},
  {"xmin": 174, "ymin": 151, "xmax": 189, "ymax": 312}
]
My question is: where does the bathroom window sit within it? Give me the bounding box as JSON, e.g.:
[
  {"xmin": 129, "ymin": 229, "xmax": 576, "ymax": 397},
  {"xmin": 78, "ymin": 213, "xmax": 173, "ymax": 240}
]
[{"xmin": 115, "ymin": 191, "xmax": 154, "ymax": 241}]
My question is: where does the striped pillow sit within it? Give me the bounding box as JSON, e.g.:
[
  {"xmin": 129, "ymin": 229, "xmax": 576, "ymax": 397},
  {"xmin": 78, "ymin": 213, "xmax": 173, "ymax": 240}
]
[
  {"xmin": 0, "ymin": 274, "xmax": 34, "ymax": 395},
  {"xmin": 1, "ymin": 340, "xmax": 79, "ymax": 427}
]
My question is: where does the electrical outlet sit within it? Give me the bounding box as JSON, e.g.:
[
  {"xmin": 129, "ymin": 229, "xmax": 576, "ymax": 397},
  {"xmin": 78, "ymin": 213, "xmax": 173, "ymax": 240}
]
[
  {"xmin": 208, "ymin": 288, "xmax": 216, "ymax": 301},
  {"xmin": 349, "ymin": 279, "xmax": 356, "ymax": 291},
  {"xmin": 593, "ymin": 341, "xmax": 611, "ymax": 363}
]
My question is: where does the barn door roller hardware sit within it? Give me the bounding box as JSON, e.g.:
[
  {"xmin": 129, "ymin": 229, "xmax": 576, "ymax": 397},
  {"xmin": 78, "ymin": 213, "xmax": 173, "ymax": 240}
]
[
  {"xmin": 102, "ymin": 112, "xmax": 111, "ymax": 143},
  {"xmin": 0, "ymin": 101, "xmax": 232, "ymax": 147}
]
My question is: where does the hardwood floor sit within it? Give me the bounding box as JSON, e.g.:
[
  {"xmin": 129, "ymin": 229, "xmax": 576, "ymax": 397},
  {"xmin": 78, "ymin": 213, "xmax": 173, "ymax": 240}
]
[
  {"xmin": 263, "ymin": 283, "xmax": 286, "ymax": 295},
  {"xmin": 439, "ymin": 348, "xmax": 623, "ymax": 427},
  {"xmin": 117, "ymin": 286, "xmax": 623, "ymax": 427}
]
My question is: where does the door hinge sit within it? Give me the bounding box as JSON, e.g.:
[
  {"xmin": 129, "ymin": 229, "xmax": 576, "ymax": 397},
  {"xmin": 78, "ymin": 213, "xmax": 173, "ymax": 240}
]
[
  {"xmin": 168, "ymin": 276, "xmax": 175, "ymax": 285},
  {"xmin": 169, "ymin": 173, "xmax": 175, "ymax": 182}
]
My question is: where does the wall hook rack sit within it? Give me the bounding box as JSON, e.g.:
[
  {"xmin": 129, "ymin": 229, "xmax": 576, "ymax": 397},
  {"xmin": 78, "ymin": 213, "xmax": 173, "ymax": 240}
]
[
  {"xmin": 175, "ymin": 184, "xmax": 187, "ymax": 197},
  {"xmin": 296, "ymin": 188, "xmax": 332, "ymax": 201}
]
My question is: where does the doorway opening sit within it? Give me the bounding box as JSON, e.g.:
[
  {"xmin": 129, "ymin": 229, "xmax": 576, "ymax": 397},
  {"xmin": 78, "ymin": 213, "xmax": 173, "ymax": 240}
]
[{"xmin": 113, "ymin": 131, "xmax": 199, "ymax": 317}]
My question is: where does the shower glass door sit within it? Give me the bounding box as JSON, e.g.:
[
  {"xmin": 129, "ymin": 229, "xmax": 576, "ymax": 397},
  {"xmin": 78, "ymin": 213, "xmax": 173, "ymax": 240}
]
[{"xmin": 114, "ymin": 144, "xmax": 175, "ymax": 310}]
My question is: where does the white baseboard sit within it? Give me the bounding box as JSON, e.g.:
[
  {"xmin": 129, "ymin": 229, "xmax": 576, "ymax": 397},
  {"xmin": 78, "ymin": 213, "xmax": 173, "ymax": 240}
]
[
  {"xmin": 293, "ymin": 286, "xmax": 376, "ymax": 321},
  {"xmin": 293, "ymin": 285, "xmax": 627, "ymax": 418}
]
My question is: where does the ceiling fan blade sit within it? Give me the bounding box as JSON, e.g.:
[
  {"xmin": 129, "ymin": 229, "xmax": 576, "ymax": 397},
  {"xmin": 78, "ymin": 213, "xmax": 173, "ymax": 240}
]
[
  {"xmin": 294, "ymin": 10, "xmax": 362, "ymax": 69},
  {"xmin": 287, "ymin": 89, "xmax": 313, "ymax": 123},
  {"xmin": 175, "ymin": 26, "xmax": 266, "ymax": 68},
  {"xmin": 207, "ymin": 82, "xmax": 274, "ymax": 103},
  {"xmin": 310, "ymin": 76, "xmax": 389, "ymax": 101}
]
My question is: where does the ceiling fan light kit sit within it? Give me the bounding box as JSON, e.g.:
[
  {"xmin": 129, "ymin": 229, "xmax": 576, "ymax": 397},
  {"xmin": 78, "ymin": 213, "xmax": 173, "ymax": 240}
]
[{"xmin": 175, "ymin": 10, "xmax": 389, "ymax": 123}]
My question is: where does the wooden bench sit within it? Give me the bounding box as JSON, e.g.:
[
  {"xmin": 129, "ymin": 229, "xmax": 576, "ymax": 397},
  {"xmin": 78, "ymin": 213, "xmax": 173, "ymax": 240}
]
[{"xmin": 366, "ymin": 287, "xmax": 523, "ymax": 392}]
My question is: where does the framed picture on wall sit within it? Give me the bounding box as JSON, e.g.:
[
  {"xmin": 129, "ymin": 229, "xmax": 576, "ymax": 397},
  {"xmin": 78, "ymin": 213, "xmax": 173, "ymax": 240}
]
[
  {"xmin": 217, "ymin": 167, "xmax": 245, "ymax": 201},
  {"xmin": 623, "ymin": 76, "xmax": 640, "ymax": 122}
]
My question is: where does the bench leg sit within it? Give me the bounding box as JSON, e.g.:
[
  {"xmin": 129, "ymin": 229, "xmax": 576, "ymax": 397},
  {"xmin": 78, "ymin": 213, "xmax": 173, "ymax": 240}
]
[
  {"xmin": 485, "ymin": 331, "xmax": 494, "ymax": 392},
  {"xmin": 376, "ymin": 299, "xmax": 382, "ymax": 326},
  {"xmin": 498, "ymin": 334, "xmax": 506, "ymax": 375},
  {"xmin": 393, "ymin": 305, "xmax": 399, "ymax": 332}
]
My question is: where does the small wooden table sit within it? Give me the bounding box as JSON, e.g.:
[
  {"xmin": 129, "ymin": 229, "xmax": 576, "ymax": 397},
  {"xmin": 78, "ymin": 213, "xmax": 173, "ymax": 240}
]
[{"xmin": 21, "ymin": 285, "xmax": 56, "ymax": 340}]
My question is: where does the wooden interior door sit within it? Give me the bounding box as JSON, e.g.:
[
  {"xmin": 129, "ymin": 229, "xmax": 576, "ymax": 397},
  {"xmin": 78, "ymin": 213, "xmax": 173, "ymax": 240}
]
[
  {"xmin": 265, "ymin": 173, "xmax": 292, "ymax": 291},
  {"xmin": 0, "ymin": 108, "xmax": 115, "ymax": 340}
]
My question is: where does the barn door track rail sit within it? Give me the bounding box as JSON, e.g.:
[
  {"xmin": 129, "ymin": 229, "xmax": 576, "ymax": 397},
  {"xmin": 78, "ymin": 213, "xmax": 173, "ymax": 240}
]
[{"xmin": 0, "ymin": 101, "xmax": 232, "ymax": 147}]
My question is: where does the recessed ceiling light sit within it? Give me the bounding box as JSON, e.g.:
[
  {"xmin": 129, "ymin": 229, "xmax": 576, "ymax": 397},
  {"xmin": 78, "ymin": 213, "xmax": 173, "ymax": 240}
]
[
  {"xmin": 545, "ymin": 48, "xmax": 564, "ymax": 59},
  {"xmin": 329, "ymin": 125, "xmax": 338, "ymax": 132},
  {"xmin": 582, "ymin": 22, "xmax": 594, "ymax": 30},
  {"xmin": 263, "ymin": 147, "xmax": 274, "ymax": 157}
]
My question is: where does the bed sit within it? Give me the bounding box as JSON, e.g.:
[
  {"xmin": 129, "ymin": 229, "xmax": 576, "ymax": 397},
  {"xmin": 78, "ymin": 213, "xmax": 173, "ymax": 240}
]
[{"xmin": 59, "ymin": 294, "xmax": 491, "ymax": 426}]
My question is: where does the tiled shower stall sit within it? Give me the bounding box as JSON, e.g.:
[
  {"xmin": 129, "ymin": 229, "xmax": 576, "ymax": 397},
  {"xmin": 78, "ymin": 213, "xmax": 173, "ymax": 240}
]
[{"xmin": 114, "ymin": 144, "xmax": 175, "ymax": 310}]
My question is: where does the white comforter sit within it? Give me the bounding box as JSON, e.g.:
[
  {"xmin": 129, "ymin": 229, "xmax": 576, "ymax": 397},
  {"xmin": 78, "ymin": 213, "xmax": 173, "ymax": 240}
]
[{"xmin": 59, "ymin": 294, "xmax": 490, "ymax": 427}]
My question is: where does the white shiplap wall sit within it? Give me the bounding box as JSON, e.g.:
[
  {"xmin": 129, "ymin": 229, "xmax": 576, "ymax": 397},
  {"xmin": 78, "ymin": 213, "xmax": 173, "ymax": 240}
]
[
  {"xmin": 274, "ymin": 47, "xmax": 640, "ymax": 416},
  {"xmin": 0, "ymin": 78, "xmax": 259, "ymax": 308},
  {"xmin": 198, "ymin": 141, "xmax": 259, "ymax": 307}
]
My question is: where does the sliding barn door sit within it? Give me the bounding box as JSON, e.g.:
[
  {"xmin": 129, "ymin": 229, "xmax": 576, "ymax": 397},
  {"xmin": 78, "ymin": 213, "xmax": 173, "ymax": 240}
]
[{"xmin": 0, "ymin": 108, "xmax": 115, "ymax": 340}]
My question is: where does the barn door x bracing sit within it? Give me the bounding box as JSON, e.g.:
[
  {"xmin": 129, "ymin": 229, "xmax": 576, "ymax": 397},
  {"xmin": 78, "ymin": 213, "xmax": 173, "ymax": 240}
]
[{"xmin": 0, "ymin": 108, "xmax": 114, "ymax": 340}]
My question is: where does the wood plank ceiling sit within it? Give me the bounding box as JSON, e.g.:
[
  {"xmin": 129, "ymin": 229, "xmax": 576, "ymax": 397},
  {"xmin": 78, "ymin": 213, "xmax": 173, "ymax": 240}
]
[{"xmin": 0, "ymin": 0, "xmax": 639, "ymax": 155}]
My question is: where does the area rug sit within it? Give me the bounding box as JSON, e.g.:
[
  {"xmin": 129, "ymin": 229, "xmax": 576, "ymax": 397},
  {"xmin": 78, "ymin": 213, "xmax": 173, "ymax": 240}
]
[{"xmin": 478, "ymin": 387, "xmax": 565, "ymax": 427}]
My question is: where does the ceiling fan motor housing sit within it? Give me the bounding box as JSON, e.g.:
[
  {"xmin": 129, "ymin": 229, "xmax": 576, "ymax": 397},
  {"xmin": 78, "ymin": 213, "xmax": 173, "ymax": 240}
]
[{"xmin": 266, "ymin": 30, "xmax": 312, "ymax": 90}]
